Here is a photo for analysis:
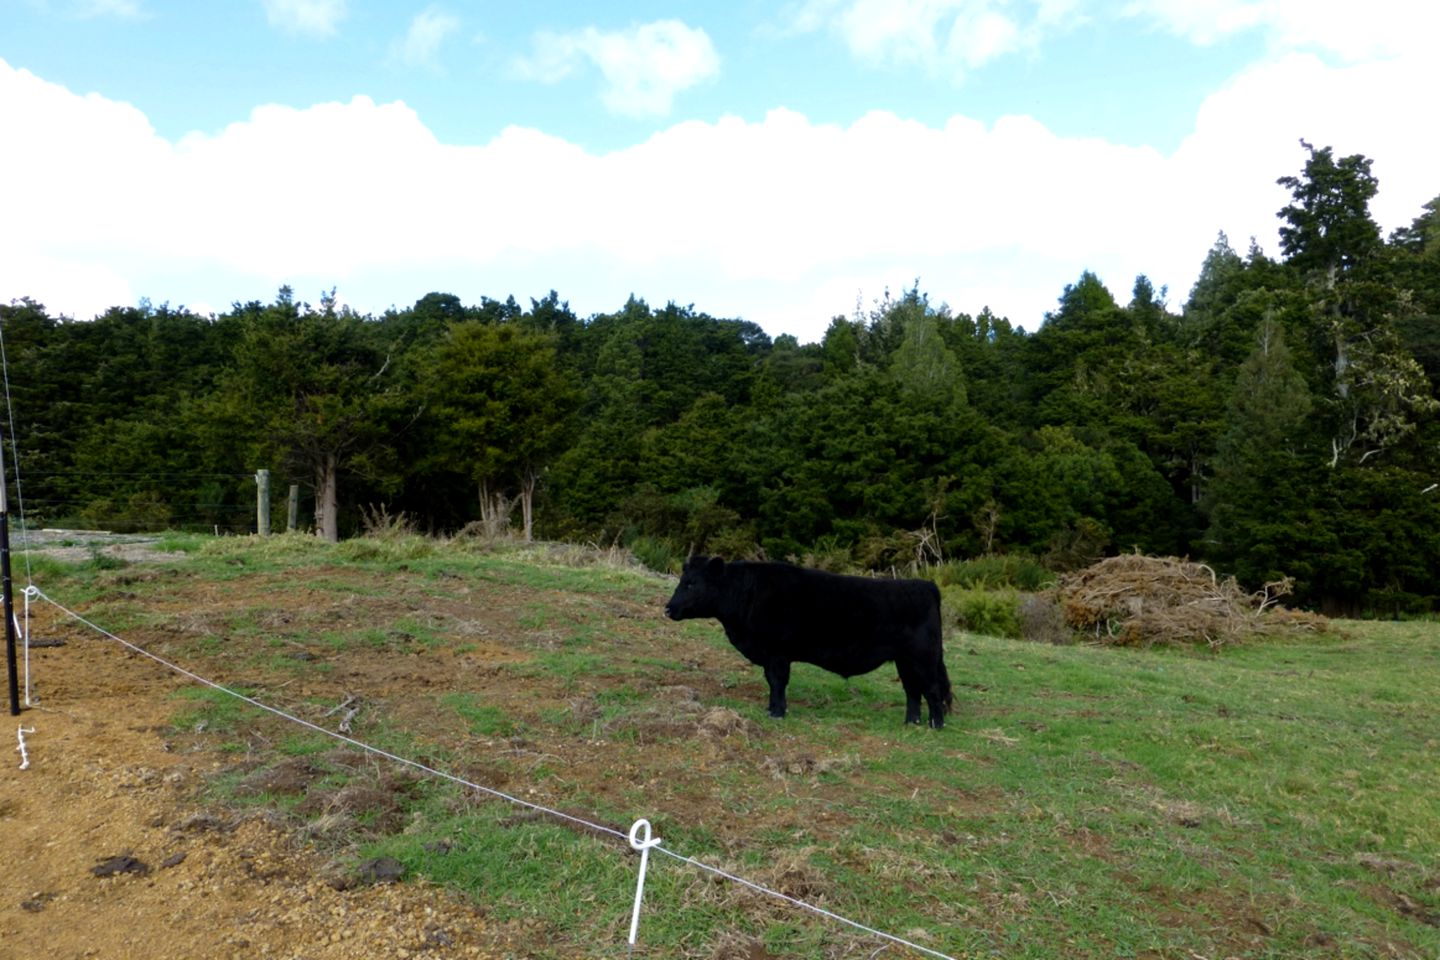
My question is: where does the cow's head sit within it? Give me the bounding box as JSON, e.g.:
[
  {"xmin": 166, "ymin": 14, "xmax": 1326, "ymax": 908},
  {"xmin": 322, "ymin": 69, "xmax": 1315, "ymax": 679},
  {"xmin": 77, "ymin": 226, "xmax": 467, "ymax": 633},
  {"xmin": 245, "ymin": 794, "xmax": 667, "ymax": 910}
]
[{"xmin": 664, "ymin": 555, "xmax": 725, "ymax": 621}]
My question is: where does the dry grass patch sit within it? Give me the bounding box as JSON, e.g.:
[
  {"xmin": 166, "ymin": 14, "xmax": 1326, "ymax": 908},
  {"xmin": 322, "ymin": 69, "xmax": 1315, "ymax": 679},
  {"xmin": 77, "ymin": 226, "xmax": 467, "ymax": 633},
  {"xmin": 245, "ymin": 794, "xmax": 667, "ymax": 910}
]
[{"xmin": 1053, "ymin": 554, "xmax": 1333, "ymax": 648}]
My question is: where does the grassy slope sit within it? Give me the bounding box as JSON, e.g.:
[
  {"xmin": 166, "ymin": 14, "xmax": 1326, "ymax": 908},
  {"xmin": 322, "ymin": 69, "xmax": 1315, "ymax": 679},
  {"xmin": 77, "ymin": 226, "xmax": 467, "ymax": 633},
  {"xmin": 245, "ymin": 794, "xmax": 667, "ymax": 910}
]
[{"xmin": 27, "ymin": 534, "xmax": 1440, "ymax": 959}]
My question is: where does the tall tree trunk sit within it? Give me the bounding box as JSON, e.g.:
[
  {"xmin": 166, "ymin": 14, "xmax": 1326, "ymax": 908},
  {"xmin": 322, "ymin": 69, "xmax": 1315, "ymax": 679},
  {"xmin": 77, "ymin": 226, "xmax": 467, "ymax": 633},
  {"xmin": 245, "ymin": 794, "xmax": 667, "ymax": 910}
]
[
  {"xmin": 479, "ymin": 478, "xmax": 511, "ymax": 538},
  {"xmin": 520, "ymin": 467, "xmax": 537, "ymax": 542},
  {"xmin": 315, "ymin": 453, "xmax": 339, "ymax": 543}
]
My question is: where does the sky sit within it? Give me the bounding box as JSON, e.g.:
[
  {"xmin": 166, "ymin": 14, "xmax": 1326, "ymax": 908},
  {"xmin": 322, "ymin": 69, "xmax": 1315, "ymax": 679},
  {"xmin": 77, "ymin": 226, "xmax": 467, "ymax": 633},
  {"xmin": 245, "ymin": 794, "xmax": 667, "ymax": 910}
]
[{"xmin": 1, "ymin": 1, "xmax": 1435, "ymax": 343}]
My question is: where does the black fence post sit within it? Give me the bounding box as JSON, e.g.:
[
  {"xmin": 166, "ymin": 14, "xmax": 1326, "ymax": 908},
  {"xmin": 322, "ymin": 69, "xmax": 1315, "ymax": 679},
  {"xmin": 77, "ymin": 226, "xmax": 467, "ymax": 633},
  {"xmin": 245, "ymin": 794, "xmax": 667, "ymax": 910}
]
[{"xmin": 2, "ymin": 426, "xmax": 19, "ymax": 716}]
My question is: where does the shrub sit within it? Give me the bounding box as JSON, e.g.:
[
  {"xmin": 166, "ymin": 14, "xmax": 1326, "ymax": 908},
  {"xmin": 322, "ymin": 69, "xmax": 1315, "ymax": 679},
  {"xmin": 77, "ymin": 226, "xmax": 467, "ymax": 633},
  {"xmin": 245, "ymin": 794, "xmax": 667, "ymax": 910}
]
[
  {"xmin": 359, "ymin": 504, "xmax": 418, "ymax": 539},
  {"xmin": 629, "ymin": 535, "xmax": 682, "ymax": 574},
  {"xmin": 800, "ymin": 536, "xmax": 854, "ymax": 574},
  {"xmin": 1018, "ymin": 592, "xmax": 1073, "ymax": 644},
  {"xmin": 706, "ymin": 526, "xmax": 763, "ymax": 561},
  {"xmin": 942, "ymin": 586, "xmax": 1021, "ymax": 639},
  {"xmin": 78, "ymin": 491, "xmax": 173, "ymax": 533},
  {"xmin": 936, "ymin": 554, "xmax": 1055, "ymax": 591}
]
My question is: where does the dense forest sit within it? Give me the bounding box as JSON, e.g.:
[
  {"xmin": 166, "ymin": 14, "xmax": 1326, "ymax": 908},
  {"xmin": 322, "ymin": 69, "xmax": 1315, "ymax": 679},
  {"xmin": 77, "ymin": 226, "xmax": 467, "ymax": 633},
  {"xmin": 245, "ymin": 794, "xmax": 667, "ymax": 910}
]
[{"xmin": 4, "ymin": 142, "xmax": 1439, "ymax": 616}]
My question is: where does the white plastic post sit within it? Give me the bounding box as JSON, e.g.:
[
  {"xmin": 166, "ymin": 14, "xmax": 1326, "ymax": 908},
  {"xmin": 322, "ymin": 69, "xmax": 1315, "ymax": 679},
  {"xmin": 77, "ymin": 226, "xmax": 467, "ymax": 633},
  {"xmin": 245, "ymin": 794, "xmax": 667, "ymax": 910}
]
[
  {"xmin": 627, "ymin": 818, "xmax": 662, "ymax": 949},
  {"xmin": 17, "ymin": 724, "xmax": 34, "ymax": 769}
]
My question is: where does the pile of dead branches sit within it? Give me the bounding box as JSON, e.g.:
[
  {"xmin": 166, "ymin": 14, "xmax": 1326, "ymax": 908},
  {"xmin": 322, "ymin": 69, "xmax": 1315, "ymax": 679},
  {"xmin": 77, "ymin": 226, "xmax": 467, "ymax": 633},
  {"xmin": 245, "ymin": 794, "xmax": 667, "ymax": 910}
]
[{"xmin": 1054, "ymin": 554, "xmax": 1330, "ymax": 649}]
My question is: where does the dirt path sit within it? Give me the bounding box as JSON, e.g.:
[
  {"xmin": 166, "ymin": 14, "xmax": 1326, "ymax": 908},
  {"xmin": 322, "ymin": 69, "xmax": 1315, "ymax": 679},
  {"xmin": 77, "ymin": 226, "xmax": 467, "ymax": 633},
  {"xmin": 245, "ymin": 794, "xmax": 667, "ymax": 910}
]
[{"xmin": 1, "ymin": 634, "xmax": 505, "ymax": 960}]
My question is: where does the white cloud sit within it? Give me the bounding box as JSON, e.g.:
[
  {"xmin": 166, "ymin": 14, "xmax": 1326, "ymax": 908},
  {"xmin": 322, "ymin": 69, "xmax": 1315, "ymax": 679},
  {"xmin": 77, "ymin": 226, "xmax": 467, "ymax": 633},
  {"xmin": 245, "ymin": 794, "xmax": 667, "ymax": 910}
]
[
  {"xmin": 787, "ymin": 0, "xmax": 1082, "ymax": 78},
  {"xmin": 262, "ymin": 0, "xmax": 347, "ymax": 39},
  {"xmin": 514, "ymin": 20, "xmax": 720, "ymax": 117},
  {"xmin": 1, "ymin": 48, "xmax": 1434, "ymax": 339},
  {"xmin": 1123, "ymin": 0, "xmax": 1439, "ymax": 60},
  {"xmin": 798, "ymin": 0, "xmax": 1435, "ymax": 77},
  {"xmin": 390, "ymin": 7, "xmax": 460, "ymax": 69}
]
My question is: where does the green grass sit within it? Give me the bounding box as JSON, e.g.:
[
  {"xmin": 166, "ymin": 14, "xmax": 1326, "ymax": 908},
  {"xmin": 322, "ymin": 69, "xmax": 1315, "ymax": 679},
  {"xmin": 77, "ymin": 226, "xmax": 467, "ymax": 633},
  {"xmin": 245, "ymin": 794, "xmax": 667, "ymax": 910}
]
[
  {"xmin": 169, "ymin": 685, "xmax": 261, "ymax": 752},
  {"xmin": 442, "ymin": 692, "xmax": 520, "ymax": 738},
  {"xmin": 25, "ymin": 534, "xmax": 1440, "ymax": 959}
]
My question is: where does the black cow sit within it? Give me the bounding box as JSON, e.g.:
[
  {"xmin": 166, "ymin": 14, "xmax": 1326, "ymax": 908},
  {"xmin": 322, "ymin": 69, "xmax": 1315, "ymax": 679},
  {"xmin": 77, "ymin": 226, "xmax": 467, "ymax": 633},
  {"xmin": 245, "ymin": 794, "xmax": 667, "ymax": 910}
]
[{"xmin": 664, "ymin": 556, "xmax": 953, "ymax": 727}]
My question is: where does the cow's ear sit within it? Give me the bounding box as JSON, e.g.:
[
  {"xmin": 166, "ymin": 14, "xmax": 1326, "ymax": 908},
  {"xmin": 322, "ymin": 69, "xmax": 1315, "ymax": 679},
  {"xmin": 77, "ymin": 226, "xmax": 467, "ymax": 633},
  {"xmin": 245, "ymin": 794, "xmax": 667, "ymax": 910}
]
[{"xmin": 706, "ymin": 556, "xmax": 725, "ymax": 577}]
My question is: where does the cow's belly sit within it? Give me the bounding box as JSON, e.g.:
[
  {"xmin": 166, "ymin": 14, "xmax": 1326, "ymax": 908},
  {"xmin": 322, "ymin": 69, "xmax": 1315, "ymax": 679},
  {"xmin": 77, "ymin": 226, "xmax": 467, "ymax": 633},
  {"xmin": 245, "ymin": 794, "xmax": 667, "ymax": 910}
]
[{"xmin": 798, "ymin": 644, "xmax": 894, "ymax": 678}]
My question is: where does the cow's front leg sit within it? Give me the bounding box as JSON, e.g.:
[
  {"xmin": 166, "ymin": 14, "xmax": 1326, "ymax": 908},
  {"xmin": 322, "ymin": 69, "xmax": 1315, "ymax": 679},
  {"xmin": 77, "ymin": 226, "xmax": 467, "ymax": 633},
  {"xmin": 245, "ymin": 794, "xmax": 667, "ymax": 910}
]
[
  {"xmin": 763, "ymin": 660, "xmax": 791, "ymax": 718},
  {"xmin": 896, "ymin": 663, "xmax": 925, "ymax": 725}
]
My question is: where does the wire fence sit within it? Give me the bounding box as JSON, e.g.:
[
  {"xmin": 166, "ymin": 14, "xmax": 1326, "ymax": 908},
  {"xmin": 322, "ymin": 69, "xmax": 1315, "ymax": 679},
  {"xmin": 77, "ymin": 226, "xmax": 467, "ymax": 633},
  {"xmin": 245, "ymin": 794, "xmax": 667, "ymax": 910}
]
[
  {"xmin": 17, "ymin": 583, "xmax": 960, "ymax": 960},
  {"xmin": 15, "ymin": 470, "xmax": 303, "ymax": 535}
]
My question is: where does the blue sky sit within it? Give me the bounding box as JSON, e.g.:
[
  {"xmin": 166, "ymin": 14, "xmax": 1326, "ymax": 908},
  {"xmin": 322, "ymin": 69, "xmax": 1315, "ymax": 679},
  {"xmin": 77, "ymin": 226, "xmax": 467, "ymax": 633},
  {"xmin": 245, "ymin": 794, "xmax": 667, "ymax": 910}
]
[{"xmin": 1, "ymin": 0, "xmax": 1434, "ymax": 342}]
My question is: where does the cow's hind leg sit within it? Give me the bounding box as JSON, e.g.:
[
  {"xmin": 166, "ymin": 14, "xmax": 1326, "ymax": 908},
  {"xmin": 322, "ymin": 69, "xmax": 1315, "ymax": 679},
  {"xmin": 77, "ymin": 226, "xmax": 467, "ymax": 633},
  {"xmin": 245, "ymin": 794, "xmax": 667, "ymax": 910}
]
[
  {"xmin": 922, "ymin": 682, "xmax": 947, "ymax": 729},
  {"xmin": 898, "ymin": 660, "xmax": 947, "ymax": 728},
  {"xmin": 924, "ymin": 657, "xmax": 952, "ymax": 729},
  {"xmin": 763, "ymin": 660, "xmax": 791, "ymax": 718}
]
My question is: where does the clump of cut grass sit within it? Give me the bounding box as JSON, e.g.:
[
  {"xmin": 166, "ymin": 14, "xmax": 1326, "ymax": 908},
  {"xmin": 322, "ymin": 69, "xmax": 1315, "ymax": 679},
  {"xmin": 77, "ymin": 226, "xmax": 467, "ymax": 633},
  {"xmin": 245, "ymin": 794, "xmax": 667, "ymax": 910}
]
[{"xmin": 1057, "ymin": 553, "xmax": 1332, "ymax": 648}]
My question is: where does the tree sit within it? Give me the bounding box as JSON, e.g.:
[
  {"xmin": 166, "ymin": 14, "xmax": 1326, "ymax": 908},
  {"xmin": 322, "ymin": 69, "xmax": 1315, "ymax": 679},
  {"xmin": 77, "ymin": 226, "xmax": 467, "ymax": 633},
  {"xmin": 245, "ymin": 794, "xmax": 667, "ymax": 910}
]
[
  {"xmin": 1204, "ymin": 318, "xmax": 1318, "ymax": 585},
  {"xmin": 1276, "ymin": 140, "xmax": 1382, "ymax": 285},
  {"xmin": 1025, "ymin": 271, "xmax": 1133, "ymax": 427},
  {"xmin": 888, "ymin": 306, "xmax": 966, "ymax": 412},
  {"xmin": 1276, "ymin": 142, "xmax": 1437, "ymax": 468},
  {"xmin": 419, "ymin": 321, "xmax": 579, "ymax": 540},
  {"xmin": 1389, "ymin": 195, "xmax": 1440, "ymax": 261},
  {"xmin": 210, "ymin": 288, "xmax": 410, "ymax": 542}
]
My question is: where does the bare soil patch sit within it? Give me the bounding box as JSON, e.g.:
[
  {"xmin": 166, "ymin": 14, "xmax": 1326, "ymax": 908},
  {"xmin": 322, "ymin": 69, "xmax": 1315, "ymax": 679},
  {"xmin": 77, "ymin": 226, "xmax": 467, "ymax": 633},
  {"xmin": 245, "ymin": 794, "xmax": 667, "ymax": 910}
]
[{"xmin": 2, "ymin": 636, "xmax": 505, "ymax": 960}]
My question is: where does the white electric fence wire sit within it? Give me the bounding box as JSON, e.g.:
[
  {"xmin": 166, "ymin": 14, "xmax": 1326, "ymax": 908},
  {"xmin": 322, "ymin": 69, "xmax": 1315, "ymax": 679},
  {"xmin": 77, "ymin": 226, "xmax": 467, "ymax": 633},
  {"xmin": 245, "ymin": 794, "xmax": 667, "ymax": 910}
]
[{"xmin": 31, "ymin": 585, "xmax": 957, "ymax": 960}]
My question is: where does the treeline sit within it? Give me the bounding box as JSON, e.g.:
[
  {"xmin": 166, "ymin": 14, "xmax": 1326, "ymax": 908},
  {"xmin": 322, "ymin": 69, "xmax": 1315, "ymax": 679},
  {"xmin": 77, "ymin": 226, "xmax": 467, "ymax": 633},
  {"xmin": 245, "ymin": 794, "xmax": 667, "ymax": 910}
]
[{"xmin": 4, "ymin": 142, "xmax": 1439, "ymax": 616}]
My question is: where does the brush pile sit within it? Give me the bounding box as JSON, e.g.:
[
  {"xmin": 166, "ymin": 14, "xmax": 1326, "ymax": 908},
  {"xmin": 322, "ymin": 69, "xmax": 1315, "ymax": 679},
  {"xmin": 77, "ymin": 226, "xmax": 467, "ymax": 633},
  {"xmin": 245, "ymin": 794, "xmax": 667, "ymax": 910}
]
[{"xmin": 1054, "ymin": 554, "xmax": 1330, "ymax": 648}]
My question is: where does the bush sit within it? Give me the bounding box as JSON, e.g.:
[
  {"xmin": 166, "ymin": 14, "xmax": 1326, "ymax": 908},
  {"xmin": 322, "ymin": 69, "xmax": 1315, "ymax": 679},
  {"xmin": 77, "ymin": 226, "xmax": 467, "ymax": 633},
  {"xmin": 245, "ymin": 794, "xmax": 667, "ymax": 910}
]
[
  {"xmin": 936, "ymin": 554, "xmax": 1055, "ymax": 591},
  {"xmin": 1018, "ymin": 593, "xmax": 1073, "ymax": 644},
  {"xmin": 78, "ymin": 491, "xmax": 173, "ymax": 533},
  {"xmin": 629, "ymin": 535, "xmax": 682, "ymax": 574},
  {"xmin": 942, "ymin": 586, "xmax": 1021, "ymax": 639},
  {"xmin": 854, "ymin": 529, "xmax": 924, "ymax": 573},
  {"xmin": 800, "ymin": 536, "xmax": 854, "ymax": 573},
  {"xmin": 706, "ymin": 526, "xmax": 763, "ymax": 561}
]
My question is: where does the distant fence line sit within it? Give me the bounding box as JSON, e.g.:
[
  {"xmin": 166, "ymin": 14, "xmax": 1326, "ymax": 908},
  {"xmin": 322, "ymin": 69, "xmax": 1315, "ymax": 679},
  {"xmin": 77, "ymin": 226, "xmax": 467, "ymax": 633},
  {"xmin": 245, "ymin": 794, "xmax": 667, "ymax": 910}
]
[{"xmin": 16, "ymin": 469, "xmax": 305, "ymax": 536}]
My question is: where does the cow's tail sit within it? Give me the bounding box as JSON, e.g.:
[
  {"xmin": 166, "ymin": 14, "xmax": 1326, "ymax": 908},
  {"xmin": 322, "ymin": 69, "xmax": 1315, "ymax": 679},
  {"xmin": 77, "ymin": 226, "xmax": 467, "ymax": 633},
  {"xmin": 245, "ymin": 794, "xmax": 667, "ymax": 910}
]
[
  {"xmin": 939, "ymin": 656, "xmax": 954, "ymax": 712},
  {"xmin": 928, "ymin": 581, "xmax": 954, "ymax": 714}
]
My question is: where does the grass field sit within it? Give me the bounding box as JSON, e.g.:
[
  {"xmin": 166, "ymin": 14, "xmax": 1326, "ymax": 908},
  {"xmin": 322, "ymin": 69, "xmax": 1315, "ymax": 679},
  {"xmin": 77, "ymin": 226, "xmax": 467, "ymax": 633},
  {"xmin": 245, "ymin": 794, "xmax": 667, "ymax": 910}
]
[{"xmin": 21, "ymin": 532, "xmax": 1440, "ymax": 958}]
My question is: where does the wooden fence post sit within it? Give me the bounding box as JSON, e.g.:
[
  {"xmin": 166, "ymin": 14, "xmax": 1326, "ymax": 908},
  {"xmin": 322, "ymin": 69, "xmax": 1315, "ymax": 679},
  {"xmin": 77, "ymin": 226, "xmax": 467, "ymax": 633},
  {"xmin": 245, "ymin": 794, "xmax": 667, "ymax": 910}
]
[
  {"xmin": 256, "ymin": 469, "xmax": 271, "ymax": 536},
  {"xmin": 287, "ymin": 484, "xmax": 300, "ymax": 533}
]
